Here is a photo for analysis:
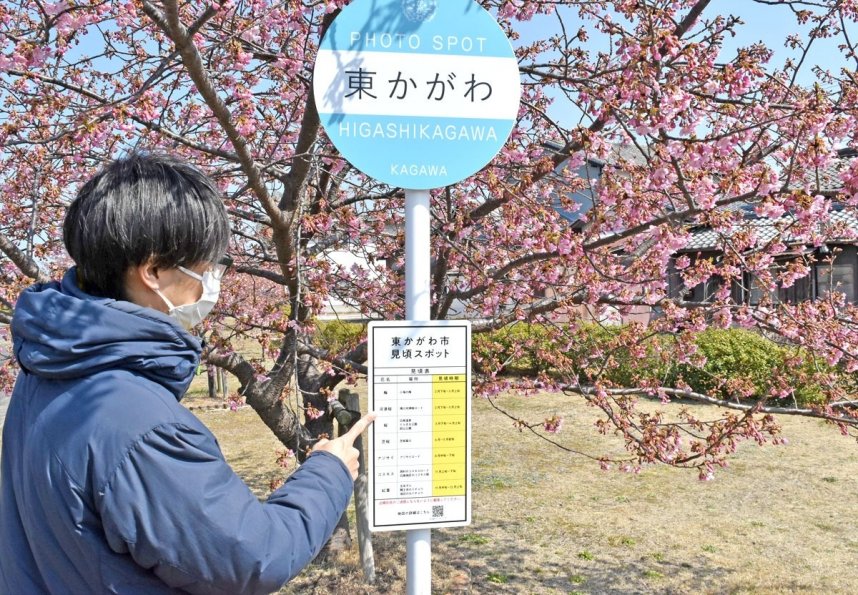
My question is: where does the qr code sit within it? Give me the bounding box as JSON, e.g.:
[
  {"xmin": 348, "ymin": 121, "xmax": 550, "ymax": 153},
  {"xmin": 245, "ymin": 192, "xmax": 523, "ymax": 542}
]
[{"xmin": 432, "ymin": 505, "xmax": 444, "ymax": 519}]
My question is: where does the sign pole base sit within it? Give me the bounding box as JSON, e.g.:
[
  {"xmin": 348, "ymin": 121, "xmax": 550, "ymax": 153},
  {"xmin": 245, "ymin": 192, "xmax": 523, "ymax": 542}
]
[{"xmin": 406, "ymin": 528, "xmax": 432, "ymax": 595}]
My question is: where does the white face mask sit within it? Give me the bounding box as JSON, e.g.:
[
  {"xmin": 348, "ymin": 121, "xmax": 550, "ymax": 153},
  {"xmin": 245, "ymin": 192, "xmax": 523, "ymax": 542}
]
[{"xmin": 155, "ymin": 264, "xmax": 224, "ymax": 330}]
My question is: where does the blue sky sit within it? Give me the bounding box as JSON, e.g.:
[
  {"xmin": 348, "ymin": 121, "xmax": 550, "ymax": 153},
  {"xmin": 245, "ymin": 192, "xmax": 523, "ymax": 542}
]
[
  {"xmin": 720, "ymin": 1, "xmax": 855, "ymax": 82},
  {"xmin": 62, "ymin": 1, "xmax": 856, "ymax": 137},
  {"xmin": 514, "ymin": 2, "xmax": 856, "ymax": 128}
]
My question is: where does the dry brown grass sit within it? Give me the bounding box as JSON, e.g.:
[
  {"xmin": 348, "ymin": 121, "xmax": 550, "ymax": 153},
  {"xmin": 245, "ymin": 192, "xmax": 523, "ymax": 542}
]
[{"xmin": 195, "ymin": 385, "xmax": 858, "ymax": 595}]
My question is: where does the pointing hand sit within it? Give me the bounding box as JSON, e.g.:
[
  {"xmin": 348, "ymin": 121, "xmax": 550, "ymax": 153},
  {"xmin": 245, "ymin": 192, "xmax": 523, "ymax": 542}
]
[{"xmin": 312, "ymin": 413, "xmax": 376, "ymax": 480}]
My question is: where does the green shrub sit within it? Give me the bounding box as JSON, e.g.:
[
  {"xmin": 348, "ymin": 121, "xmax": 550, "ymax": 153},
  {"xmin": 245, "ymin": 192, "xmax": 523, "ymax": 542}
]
[
  {"xmin": 472, "ymin": 323, "xmax": 557, "ymax": 375},
  {"xmin": 576, "ymin": 324, "xmax": 671, "ymax": 388},
  {"xmin": 474, "ymin": 323, "xmax": 836, "ymax": 408},
  {"xmin": 673, "ymin": 329, "xmax": 782, "ymax": 400},
  {"xmin": 473, "ymin": 322, "xmax": 668, "ymax": 383},
  {"xmin": 668, "ymin": 329, "xmax": 830, "ymax": 407},
  {"xmin": 779, "ymin": 347, "xmax": 839, "ymax": 407},
  {"xmin": 314, "ymin": 320, "xmax": 364, "ymax": 354}
]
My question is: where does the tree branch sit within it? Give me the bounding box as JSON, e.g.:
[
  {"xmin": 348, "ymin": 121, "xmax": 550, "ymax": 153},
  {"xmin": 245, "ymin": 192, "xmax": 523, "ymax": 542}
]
[
  {"xmin": 233, "ymin": 265, "xmax": 288, "ymax": 286},
  {"xmin": 141, "ymin": 0, "xmax": 283, "ymax": 225},
  {"xmin": 0, "ymin": 232, "xmax": 49, "ymax": 283},
  {"xmin": 568, "ymin": 386, "xmax": 858, "ymax": 425},
  {"xmin": 297, "ymin": 340, "xmax": 368, "ymax": 376}
]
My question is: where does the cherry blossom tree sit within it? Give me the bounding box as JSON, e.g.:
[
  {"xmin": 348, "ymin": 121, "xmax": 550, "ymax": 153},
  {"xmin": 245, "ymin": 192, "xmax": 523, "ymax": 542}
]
[{"xmin": 1, "ymin": 0, "xmax": 857, "ymax": 478}]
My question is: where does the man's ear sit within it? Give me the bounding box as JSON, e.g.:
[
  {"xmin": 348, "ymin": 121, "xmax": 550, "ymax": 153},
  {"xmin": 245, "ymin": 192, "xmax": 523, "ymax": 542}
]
[
  {"xmin": 122, "ymin": 258, "xmax": 170, "ymax": 311},
  {"xmin": 128, "ymin": 259, "xmax": 162, "ymax": 292}
]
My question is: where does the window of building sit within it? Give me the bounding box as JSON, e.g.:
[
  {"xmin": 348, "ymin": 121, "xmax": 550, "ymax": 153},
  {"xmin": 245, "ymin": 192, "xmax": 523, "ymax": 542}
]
[
  {"xmin": 668, "ymin": 254, "xmax": 723, "ymax": 303},
  {"xmin": 777, "ymin": 274, "xmax": 812, "ymax": 303},
  {"xmin": 748, "ymin": 274, "xmax": 774, "ymax": 306},
  {"xmin": 747, "ymin": 266, "xmax": 812, "ymax": 305},
  {"xmin": 816, "ymin": 263, "xmax": 856, "ymax": 303}
]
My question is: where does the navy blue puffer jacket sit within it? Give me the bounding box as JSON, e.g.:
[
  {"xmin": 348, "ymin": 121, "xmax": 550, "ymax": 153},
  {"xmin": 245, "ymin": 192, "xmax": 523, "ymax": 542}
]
[{"xmin": 0, "ymin": 269, "xmax": 352, "ymax": 594}]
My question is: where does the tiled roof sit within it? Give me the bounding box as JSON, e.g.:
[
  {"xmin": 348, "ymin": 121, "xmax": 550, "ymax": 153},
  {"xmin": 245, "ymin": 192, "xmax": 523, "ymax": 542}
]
[
  {"xmin": 799, "ymin": 148, "xmax": 856, "ymax": 193},
  {"xmin": 545, "ymin": 141, "xmax": 858, "ymax": 248},
  {"xmin": 682, "ymin": 205, "xmax": 858, "ymax": 252},
  {"xmin": 542, "ymin": 141, "xmax": 649, "ymax": 167},
  {"xmin": 681, "ymin": 150, "xmax": 858, "ymax": 252},
  {"xmin": 607, "ymin": 142, "xmax": 649, "ymax": 166}
]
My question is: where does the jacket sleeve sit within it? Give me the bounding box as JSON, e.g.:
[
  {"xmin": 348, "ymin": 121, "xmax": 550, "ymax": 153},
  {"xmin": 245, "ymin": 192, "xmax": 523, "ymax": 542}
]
[{"xmin": 97, "ymin": 422, "xmax": 353, "ymax": 595}]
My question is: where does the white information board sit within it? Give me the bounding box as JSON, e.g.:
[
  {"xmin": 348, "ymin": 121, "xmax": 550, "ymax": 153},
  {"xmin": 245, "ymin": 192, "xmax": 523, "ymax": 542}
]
[{"xmin": 367, "ymin": 320, "xmax": 471, "ymax": 531}]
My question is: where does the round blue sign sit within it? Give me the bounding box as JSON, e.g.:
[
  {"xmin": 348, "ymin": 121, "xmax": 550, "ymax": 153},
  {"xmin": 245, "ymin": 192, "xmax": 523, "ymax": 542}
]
[{"xmin": 313, "ymin": 0, "xmax": 521, "ymax": 189}]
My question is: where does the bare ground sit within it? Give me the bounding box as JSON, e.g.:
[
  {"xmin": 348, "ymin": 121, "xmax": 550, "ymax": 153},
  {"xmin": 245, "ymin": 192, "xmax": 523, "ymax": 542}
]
[{"xmin": 194, "ymin": 385, "xmax": 858, "ymax": 595}]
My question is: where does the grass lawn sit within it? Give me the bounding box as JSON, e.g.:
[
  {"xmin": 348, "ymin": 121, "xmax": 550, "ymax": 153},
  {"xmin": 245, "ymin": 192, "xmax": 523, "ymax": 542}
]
[{"xmin": 195, "ymin": 386, "xmax": 858, "ymax": 594}]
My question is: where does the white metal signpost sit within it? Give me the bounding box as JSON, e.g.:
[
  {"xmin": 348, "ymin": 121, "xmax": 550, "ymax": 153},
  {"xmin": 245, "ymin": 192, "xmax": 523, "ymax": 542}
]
[{"xmin": 313, "ymin": 1, "xmax": 520, "ymax": 592}]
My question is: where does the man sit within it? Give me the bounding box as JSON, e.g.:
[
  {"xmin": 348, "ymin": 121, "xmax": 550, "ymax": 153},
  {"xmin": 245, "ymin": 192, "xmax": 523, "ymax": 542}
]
[{"xmin": 0, "ymin": 152, "xmax": 373, "ymax": 593}]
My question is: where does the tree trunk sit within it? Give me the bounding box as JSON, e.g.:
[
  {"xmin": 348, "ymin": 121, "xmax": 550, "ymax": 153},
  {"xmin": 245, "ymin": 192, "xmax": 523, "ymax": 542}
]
[
  {"xmin": 324, "ymin": 389, "xmax": 355, "ymax": 554},
  {"xmin": 219, "ymin": 368, "xmax": 228, "ymax": 398},
  {"xmin": 207, "ymin": 366, "xmax": 216, "ymax": 400},
  {"xmin": 341, "ymin": 389, "xmax": 375, "ymax": 583}
]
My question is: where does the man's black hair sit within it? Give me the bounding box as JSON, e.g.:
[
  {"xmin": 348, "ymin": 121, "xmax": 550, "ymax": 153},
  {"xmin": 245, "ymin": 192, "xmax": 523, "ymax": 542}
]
[{"xmin": 63, "ymin": 152, "xmax": 231, "ymax": 300}]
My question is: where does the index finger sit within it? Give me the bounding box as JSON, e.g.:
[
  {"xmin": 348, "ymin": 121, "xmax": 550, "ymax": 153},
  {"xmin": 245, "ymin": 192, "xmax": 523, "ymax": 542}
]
[{"xmin": 343, "ymin": 413, "xmax": 376, "ymax": 443}]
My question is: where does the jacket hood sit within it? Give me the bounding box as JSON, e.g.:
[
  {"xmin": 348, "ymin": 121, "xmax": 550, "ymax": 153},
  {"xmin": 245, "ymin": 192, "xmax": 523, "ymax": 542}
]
[{"xmin": 11, "ymin": 268, "xmax": 201, "ymax": 400}]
